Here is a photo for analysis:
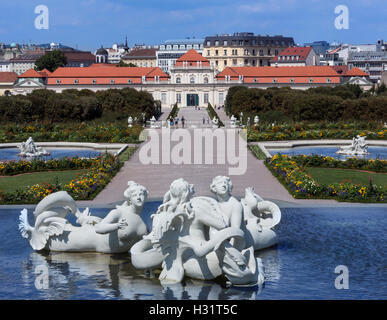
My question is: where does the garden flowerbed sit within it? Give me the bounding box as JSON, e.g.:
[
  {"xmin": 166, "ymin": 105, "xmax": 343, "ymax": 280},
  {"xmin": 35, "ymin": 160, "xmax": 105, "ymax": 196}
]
[
  {"xmin": 0, "ymin": 153, "xmax": 124, "ymax": 204},
  {"xmin": 0, "ymin": 157, "xmax": 96, "ymax": 176},
  {"xmin": 263, "ymin": 153, "xmax": 386, "ymax": 203}
]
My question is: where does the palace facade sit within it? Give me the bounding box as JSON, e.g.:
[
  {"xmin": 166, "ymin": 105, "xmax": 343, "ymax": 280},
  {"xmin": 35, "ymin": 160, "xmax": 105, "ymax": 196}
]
[{"xmin": 11, "ymin": 49, "xmax": 372, "ymax": 106}]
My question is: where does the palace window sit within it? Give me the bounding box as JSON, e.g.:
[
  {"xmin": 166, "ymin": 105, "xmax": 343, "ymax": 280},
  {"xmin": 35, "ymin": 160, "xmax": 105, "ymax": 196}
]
[
  {"xmin": 215, "ymin": 40, "xmax": 219, "ymax": 46},
  {"xmin": 176, "ymin": 93, "xmax": 181, "ymax": 103},
  {"xmin": 215, "ymin": 50, "xmax": 219, "ymax": 56},
  {"xmin": 204, "ymin": 93, "xmax": 209, "ymax": 104},
  {"xmin": 223, "ymin": 40, "xmax": 227, "ymax": 46},
  {"xmin": 161, "ymin": 93, "xmax": 167, "ymax": 104},
  {"xmin": 204, "ymin": 77, "xmax": 209, "ymax": 83},
  {"xmin": 190, "ymin": 77, "xmax": 195, "ymax": 84},
  {"xmin": 207, "ymin": 50, "xmax": 210, "ymax": 56},
  {"xmin": 232, "ymin": 59, "xmax": 237, "ymax": 66},
  {"xmin": 176, "ymin": 77, "xmax": 181, "ymax": 84},
  {"xmin": 224, "ymin": 49, "xmax": 227, "ymax": 56},
  {"xmin": 224, "ymin": 60, "xmax": 227, "ymax": 66}
]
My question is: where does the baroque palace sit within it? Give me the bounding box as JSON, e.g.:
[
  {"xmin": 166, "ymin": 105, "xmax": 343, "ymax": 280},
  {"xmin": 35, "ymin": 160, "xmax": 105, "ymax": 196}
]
[{"xmin": 12, "ymin": 49, "xmax": 370, "ymax": 108}]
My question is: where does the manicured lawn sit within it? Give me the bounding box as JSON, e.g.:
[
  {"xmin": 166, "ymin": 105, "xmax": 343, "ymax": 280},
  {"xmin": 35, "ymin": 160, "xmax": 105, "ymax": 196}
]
[
  {"xmin": 306, "ymin": 167, "xmax": 387, "ymax": 186},
  {"xmin": 0, "ymin": 169, "xmax": 89, "ymax": 193}
]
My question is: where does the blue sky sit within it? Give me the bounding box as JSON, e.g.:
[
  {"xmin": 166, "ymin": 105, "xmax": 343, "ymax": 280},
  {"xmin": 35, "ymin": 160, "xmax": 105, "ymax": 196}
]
[{"xmin": 0, "ymin": 0, "xmax": 386, "ymax": 51}]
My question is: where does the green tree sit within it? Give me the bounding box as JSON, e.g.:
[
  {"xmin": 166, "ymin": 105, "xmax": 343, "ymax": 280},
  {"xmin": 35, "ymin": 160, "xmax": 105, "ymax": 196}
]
[{"xmin": 35, "ymin": 50, "xmax": 67, "ymax": 72}]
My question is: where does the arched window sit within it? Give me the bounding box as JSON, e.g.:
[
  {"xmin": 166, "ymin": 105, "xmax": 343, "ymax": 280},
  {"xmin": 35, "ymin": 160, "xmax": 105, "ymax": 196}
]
[
  {"xmin": 190, "ymin": 77, "xmax": 195, "ymax": 84},
  {"xmin": 176, "ymin": 77, "xmax": 181, "ymax": 84},
  {"xmin": 204, "ymin": 77, "xmax": 208, "ymax": 83}
]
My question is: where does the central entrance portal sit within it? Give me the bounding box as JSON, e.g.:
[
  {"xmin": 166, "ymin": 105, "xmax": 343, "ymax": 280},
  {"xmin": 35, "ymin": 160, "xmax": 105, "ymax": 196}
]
[{"xmin": 187, "ymin": 94, "xmax": 199, "ymax": 107}]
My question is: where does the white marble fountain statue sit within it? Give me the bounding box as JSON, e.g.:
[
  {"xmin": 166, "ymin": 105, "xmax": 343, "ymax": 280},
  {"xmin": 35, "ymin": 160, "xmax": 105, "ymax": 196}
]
[
  {"xmin": 19, "ymin": 177, "xmax": 281, "ymax": 287},
  {"xmin": 336, "ymin": 135, "xmax": 369, "ymax": 156},
  {"xmin": 18, "ymin": 137, "xmax": 50, "ymax": 158}
]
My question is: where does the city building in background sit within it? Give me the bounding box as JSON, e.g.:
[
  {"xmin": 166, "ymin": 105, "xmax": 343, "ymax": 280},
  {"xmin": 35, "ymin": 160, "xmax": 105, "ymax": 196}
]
[
  {"xmin": 347, "ymin": 40, "xmax": 387, "ymax": 83},
  {"xmin": 204, "ymin": 32, "xmax": 295, "ymax": 73},
  {"xmin": 156, "ymin": 38, "xmax": 204, "ymax": 74},
  {"xmin": 303, "ymin": 40, "xmax": 330, "ymax": 55},
  {"xmin": 122, "ymin": 48, "xmax": 157, "ymax": 67},
  {"xmin": 0, "ymin": 71, "xmax": 17, "ymax": 95},
  {"xmin": 271, "ymin": 47, "xmax": 320, "ymax": 66}
]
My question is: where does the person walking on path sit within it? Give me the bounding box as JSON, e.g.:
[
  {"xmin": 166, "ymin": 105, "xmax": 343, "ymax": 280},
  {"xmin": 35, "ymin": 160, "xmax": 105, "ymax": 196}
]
[
  {"xmin": 202, "ymin": 116, "xmax": 205, "ymax": 126},
  {"xmin": 174, "ymin": 116, "xmax": 179, "ymax": 128},
  {"xmin": 169, "ymin": 117, "xmax": 174, "ymax": 128},
  {"xmin": 181, "ymin": 116, "xmax": 185, "ymax": 128}
]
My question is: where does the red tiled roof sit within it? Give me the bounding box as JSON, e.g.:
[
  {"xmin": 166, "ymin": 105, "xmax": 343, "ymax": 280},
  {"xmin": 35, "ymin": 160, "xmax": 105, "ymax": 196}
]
[
  {"xmin": 176, "ymin": 49, "xmax": 209, "ymax": 63},
  {"xmin": 344, "ymin": 67, "xmax": 369, "ymax": 77},
  {"xmin": 47, "ymin": 66, "xmax": 169, "ymax": 85},
  {"xmin": 330, "ymin": 65, "xmax": 348, "ymax": 74},
  {"xmin": 0, "ymin": 72, "xmax": 17, "ymax": 83},
  {"xmin": 271, "ymin": 46, "xmax": 312, "ymax": 62},
  {"xmin": 218, "ymin": 66, "xmax": 339, "ymax": 78},
  {"xmin": 39, "ymin": 69, "xmax": 52, "ymax": 77},
  {"xmin": 19, "ymin": 69, "xmax": 44, "ymax": 78},
  {"xmin": 217, "ymin": 66, "xmax": 342, "ymax": 84},
  {"xmin": 89, "ymin": 63, "xmax": 117, "ymax": 67}
]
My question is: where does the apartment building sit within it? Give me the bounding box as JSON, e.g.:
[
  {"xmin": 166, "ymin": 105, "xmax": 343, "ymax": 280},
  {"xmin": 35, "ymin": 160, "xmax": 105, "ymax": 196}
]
[
  {"xmin": 204, "ymin": 32, "xmax": 294, "ymax": 73},
  {"xmin": 157, "ymin": 38, "xmax": 204, "ymax": 74}
]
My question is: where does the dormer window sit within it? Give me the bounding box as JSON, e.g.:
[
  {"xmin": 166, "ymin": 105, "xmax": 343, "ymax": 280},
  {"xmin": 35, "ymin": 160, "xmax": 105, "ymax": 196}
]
[
  {"xmin": 327, "ymin": 78, "xmax": 331, "ymax": 83},
  {"xmin": 273, "ymin": 78, "xmax": 277, "ymax": 83},
  {"xmin": 92, "ymin": 79, "xmax": 96, "ymax": 84},
  {"xmin": 290, "ymin": 78, "xmax": 294, "ymax": 83},
  {"xmin": 56, "ymin": 79, "xmax": 61, "ymax": 84},
  {"xmin": 128, "ymin": 79, "xmax": 132, "ymax": 84},
  {"xmin": 309, "ymin": 78, "xmax": 313, "ymax": 83},
  {"xmin": 74, "ymin": 79, "xmax": 79, "ymax": 84},
  {"xmin": 254, "ymin": 78, "xmax": 258, "ymax": 83},
  {"xmin": 110, "ymin": 79, "xmax": 115, "ymax": 84}
]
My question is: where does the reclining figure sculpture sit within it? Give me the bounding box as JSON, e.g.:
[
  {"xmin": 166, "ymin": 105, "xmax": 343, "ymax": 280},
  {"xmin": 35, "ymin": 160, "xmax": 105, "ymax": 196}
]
[{"xmin": 18, "ymin": 181, "xmax": 149, "ymax": 253}]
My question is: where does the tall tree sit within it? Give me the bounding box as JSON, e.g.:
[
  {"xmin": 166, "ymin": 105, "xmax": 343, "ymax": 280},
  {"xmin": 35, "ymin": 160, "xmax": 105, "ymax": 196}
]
[{"xmin": 35, "ymin": 50, "xmax": 67, "ymax": 72}]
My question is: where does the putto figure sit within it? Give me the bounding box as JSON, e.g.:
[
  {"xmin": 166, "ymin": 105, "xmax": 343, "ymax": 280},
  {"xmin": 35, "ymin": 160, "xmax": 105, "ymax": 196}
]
[{"xmin": 18, "ymin": 181, "xmax": 148, "ymax": 253}]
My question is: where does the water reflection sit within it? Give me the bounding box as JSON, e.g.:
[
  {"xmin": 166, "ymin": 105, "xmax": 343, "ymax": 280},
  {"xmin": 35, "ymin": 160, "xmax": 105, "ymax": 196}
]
[{"xmin": 22, "ymin": 248, "xmax": 281, "ymax": 300}]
